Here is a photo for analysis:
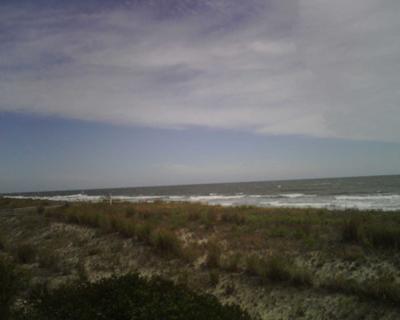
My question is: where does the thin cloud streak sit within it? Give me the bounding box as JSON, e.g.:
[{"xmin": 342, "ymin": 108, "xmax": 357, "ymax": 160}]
[{"xmin": 0, "ymin": 0, "xmax": 399, "ymax": 142}]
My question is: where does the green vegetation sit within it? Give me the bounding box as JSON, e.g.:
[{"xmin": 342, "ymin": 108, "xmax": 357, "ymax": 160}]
[
  {"xmin": 0, "ymin": 197, "xmax": 51, "ymax": 209},
  {"xmin": 15, "ymin": 243, "xmax": 36, "ymax": 264},
  {"xmin": 2, "ymin": 199, "xmax": 400, "ymax": 311},
  {"xmin": 205, "ymin": 241, "xmax": 221, "ymax": 268},
  {"xmin": 341, "ymin": 215, "xmax": 400, "ymax": 249},
  {"xmin": 38, "ymin": 249, "xmax": 60, "ymax": 272},
  {"xmin": 245, "ymin": 253, "xmax": 312, "ymax": 287},
  {"xmin": 16, "ymin": 273, "xmax": 251, "ymax": 320},
  {"xmin": 322, "ymin": 274, "xmax": 400, "ymax": 305},
  {"xmin": 150, "ymin": 227, "xmax": 182, "ymax": 258},
  {"xmin": 0, "ymin": 258, "xmax": 20, "ymax": 320}
]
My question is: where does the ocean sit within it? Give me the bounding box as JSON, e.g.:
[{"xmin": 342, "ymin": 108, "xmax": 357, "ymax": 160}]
[{"xmin": 6, "ymin": 175, "xmax": 400, "ymax": 211}]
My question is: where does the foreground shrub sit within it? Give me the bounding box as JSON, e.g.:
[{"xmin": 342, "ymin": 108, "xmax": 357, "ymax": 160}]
[
  {"xmin": 15, "ymin": 243, "xmax": 36, "ymax": 264},
  {"xmin": 17, "ymin": 273, "xmax": 251, "ymax": 320},
  {"xmin": 0, "ymin": 258, "xmax": 19, "ymax": 319}
]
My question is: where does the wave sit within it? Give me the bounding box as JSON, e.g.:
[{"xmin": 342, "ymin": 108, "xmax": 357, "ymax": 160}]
[
  {"xmin": 188, "ymin": 194, "xmax": 246, "ymax": 201},
  {"xmin": 278, "ymin": 193, "xmax": 316, "ymax": 198},
  {"xmin": 5, "ymin": 192, "xmax": 400, "ymax": 211},
  {"xmin": 335, "ymin": 194, "xmax": 400, "ymax": 201}
]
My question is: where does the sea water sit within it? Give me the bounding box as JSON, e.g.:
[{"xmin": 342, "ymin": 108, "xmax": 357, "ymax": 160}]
[{"xmin": 5, "ymin": 175, "xmax": 400, "ymax": 211}]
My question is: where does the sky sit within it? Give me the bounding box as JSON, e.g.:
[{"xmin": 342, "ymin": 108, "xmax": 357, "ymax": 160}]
[{"xmin": 1, "ymin": 0, "xmax": 399, "ymax": 193}]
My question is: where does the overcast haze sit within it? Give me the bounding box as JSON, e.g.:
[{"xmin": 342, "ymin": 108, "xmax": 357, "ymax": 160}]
[{"xmin": 1, "ymin": 0, "xmax": 399, "ymax": 193}]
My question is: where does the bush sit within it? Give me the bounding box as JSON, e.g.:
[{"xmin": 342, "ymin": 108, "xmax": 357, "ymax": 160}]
[
  {"xmin": 342, "ymin": 216, "xmax": 400, "ymax": 249},
  {"xmin": 0, "ymin": 258, "xmax": 19, "ymax": 319},
  {"xmin": 0, "ymin": 234, "xmax": 5, "ymax": 251},
  {"xmin": 262, "ymin": 255, "xmax": 291, "ymax": 282},
  {"xmin": 220, "ymin": 212, "xmax": 246, "ymax": 225},
  {"xmin": 245, "ymin": 254, "xmax": 310, "ymax": 286},
  {"xmin": 37, "ymin": 206, "xmax": 45, "ymax": 214},
  {"xmin": 125, "ymin": 207, "xmax": 136, "ymax": 217},
  {"xmin": 17, "ymin": 273, "xmax": 251, "ymax": 320},
  {"xmin": 150, "ymin": 228, "xmax": 182, "ymax": 258},
  {"xmin": 363, "ymin": 224, "xmax": 400, "ymax": 249},
  {"xmin": 15, "ymin": 243, "xmax": 36, "ymax": 264},
  {"xmin": 341, "ymin": 217, "xmax": 362, "ymax": 243},
  {"xmin": 136, "ymin": 223, "xmax": 152, "ymax": 243}
]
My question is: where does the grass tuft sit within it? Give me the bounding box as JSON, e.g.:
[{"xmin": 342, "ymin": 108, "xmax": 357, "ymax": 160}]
[{"xmin": 150, "ymin": 228, "xmax": 182, "ymax": 258}]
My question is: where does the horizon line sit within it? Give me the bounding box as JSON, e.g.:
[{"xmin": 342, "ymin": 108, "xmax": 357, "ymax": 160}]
[{"xmin": 3, "ymin": 173, "xmax": 399, "ymax": 196}]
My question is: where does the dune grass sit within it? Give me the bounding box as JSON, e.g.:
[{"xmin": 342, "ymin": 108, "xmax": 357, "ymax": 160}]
[
  {"xmin": 0, "ymin": 197, "xmax": 52, "ymax": 209},
  {"xmin": 341, "ymin": 214, "xmax": 400, "ymax": 249},
  {"xmin": 4, "ymin": 199, "xmax": 400, "ymax": 305}
]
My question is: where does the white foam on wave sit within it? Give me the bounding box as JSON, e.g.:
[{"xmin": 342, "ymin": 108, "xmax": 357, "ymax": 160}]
[
  {"xmin": 260, "ymin": 201, "xmax": 334, "ymax": 209},
  {"xmin": 6, "ymin": 194, "xmax": 103, "ymax": 202},
  {"xmin": 5, "ymin": 192, "xmax": 400, "ymax": 211},
  {"xmin": 279, "ymin": 193, "xmax": 316, "ymax": 198},
  {"xmin": 188, "ymin": 194, "xmax": 246, "ymax": 202},
  {"xmin": 335, "ymin": 194, "xmax": 400, "ymax": 201}
]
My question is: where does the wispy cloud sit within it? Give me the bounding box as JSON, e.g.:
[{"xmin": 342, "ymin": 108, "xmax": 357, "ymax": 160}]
[{"xmin": 1, "ymin": 0, "xmax": 399, "ymax": 141}]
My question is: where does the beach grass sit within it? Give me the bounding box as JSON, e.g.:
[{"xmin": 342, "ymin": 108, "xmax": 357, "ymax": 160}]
[{"xmin": 3, "ymin": 199, "xmax": 400, "ymax": 306}]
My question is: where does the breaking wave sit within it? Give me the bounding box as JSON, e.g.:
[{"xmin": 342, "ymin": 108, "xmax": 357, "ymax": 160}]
[{"xmin": 5, "ymin": 192, "xmax": 400, "ymax": 211}]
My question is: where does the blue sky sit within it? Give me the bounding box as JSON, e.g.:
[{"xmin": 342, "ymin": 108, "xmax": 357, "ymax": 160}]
[
  {"xmin": 2, "ymin": 112, "xmax": 399, "ymax": 193},
  {"xmin": 1, "ymin": 0, "xmax": 400, "ymax": 193}
]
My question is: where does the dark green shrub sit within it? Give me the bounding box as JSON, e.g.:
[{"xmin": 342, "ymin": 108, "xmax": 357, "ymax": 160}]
[
  {"xmin": 220, "ymin": 212, "xmax": 246, "ymax": 225},
  {"xmin": 0, "ymin": 258, "xmax": 19, "ymax": 319},
  {"xmin": 136, "ymin": 223, "xmax": 152, "ymax": 243},
  {"xmin": 37, "ymin": 206, "xmax": 45, "ymax": 214},
  {"xmin": 289, "ymin": 267, "xmax": 313, "ymax": 287},
  {"xmin": 17, "ymin": 274, "xmax": 251, "ymax": 320},
  {"xmin": 15, "ymin": 243, "xmax": 36, "ymax": 264},
  {"xmin": 363, "ymin": 224, "xmax": 400, "ymax": 249},
  {"xmin": 125, "ymin": 207, "xmax": 136, "ymax": 217},
  {"xmin": 262, "ymin": 255, "xmax": 291, "ymax": 282},
  {"xmin": 341, "ymin": 217, "xmax": 362, "ymax": 243},
  {"xmin": 0, "ymin": 234, "xmax": 5, "ymax": 251}
]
